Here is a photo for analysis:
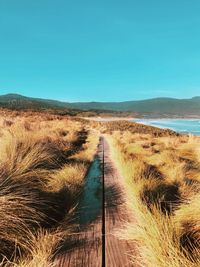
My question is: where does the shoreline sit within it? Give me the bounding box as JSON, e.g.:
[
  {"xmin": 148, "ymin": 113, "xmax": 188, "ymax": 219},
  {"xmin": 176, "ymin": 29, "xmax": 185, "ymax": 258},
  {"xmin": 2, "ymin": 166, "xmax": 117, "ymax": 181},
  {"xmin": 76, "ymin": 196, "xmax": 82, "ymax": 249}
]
[
  {"xmin": 83, "ymin": 117, "xmax": 200, "ymax": 122},
  {"xmin": 82, "ymin": 116, "xmax": 200, "ymax": 136},
  {"xmin": 134, "ymin": 119, "xmax": 200, "ymax": 136},
  {"xmin": 134, "ymin": 118, "xmax": 200, "ymax": 121}
]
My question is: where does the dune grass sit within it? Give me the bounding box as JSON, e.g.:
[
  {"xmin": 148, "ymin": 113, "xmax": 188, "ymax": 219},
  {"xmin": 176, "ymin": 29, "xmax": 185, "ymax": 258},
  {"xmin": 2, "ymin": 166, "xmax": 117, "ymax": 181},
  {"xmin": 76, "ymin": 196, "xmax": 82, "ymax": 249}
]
[
  {"xmin": 1, "ymin": 109, "xmax": 199, "ymax": 267},
  {"xmin": 0, "ymin": 110, "xmax": 99, "ymax": 266},
  {"xmin": 106, "ymin": 131, "xmax": 200, "ymax": 267}
]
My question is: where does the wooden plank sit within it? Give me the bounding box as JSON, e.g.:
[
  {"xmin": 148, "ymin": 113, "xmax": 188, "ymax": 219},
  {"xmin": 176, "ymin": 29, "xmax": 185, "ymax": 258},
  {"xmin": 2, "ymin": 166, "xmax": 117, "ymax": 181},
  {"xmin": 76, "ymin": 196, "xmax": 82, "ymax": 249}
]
[
  {"xmin": 55, "ymin": 221, "xmax": 102, "ymax": 267},
  {"xmin": 55, "ymin": 138, "xmax": 138, "ymax": 266},
  {"xmin": 103, "ymin": 138, "xmax": 137, "ymax": 267},
  {"xmin": 55, "ymin": 142, "xmax": 103, "ymax": 267}
]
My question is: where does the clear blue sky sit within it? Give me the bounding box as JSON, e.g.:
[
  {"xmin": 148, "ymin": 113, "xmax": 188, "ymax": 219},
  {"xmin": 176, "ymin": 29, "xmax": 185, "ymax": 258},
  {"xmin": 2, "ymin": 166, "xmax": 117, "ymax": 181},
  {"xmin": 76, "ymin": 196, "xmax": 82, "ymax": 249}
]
[{"xmin": 0, "ymin": 0, "xmax": 200, "ymax": 102}]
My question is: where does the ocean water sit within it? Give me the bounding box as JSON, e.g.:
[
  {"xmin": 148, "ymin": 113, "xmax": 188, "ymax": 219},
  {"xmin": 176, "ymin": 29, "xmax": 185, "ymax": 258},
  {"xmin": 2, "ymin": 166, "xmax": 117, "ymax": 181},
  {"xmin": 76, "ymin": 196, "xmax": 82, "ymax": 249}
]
[{"xmin": 134, "ymin": 119, "xmax": 200, "ymax": 135}]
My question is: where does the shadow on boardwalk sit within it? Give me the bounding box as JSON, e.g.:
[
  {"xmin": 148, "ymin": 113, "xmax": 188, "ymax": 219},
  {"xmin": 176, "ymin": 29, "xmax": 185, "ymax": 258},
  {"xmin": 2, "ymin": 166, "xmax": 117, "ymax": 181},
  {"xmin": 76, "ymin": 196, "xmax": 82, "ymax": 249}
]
[
  {"xmin": 54, "ymin": 142, "xmax": 103, "ymax": 267},
  {"xmin": 54, "ymin": 137, "xmax": 138, "ymax": 267}
]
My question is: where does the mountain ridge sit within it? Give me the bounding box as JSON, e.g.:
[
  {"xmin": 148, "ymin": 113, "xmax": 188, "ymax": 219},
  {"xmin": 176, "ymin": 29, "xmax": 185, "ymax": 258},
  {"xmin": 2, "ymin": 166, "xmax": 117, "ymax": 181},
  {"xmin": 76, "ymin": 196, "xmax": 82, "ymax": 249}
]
[{"xmin": 0, "ymin": 93, "xmax": 200, "ymax": 117}]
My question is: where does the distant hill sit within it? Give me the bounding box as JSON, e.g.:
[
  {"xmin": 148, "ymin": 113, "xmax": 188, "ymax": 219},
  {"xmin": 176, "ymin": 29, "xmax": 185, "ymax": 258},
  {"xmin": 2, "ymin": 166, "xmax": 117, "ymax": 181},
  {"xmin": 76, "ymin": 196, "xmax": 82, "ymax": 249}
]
[
  {"xmin": 0, "ymin": 94, "xmax": 200, "ymax": 117},
  {"xmin": 70, "ymin": 97, "xmax": 200, "ymax": 117},
  {"xmin": 0, "ymin": 94, "xmax": 71, "ymax": 109}
]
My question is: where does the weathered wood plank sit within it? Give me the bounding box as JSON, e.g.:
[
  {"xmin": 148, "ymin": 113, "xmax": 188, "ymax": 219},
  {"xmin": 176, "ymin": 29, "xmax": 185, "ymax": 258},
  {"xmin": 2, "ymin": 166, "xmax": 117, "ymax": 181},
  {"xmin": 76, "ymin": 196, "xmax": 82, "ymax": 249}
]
[
  {"xmin": 103, "ymin": 138, "xmax": 137, "ymax": 267},
  {"xmin": 55, "ymin": 137, "xmax": 137, "ymax": 267},
  {"xmin": 55, "ymin": 142, "xmax": 103, "ymax": 267}
]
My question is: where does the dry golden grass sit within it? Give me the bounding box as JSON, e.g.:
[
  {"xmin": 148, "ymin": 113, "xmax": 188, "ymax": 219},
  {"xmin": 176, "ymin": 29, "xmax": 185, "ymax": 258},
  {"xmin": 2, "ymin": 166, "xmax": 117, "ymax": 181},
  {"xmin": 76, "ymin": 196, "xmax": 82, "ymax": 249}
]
[
  {"xmin": 1, "ymin": 109, "xmax": 199, "ymax": 267},
  {"xmin": 96, "ymin": 120, "xmax": 178, "ymax": 137},
  {"xmin": 0, "ymin": 110, "xmax": 99, "ymax": 266},
  {"xmin": 106, "ymin": 130, "xmax": 200, "ymax": 267}
]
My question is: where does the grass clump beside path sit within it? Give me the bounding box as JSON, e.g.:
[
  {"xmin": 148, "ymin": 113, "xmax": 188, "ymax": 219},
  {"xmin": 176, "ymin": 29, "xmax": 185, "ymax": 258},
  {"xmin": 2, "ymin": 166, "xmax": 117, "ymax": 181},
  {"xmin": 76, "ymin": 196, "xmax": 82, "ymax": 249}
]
[
  {"xmin": 106, "ymin": 130, "xmax": 200, "ymax": 267},
  {"xmin": 0, "ymin": 110, "xmax": 99, "ymax": 266}
]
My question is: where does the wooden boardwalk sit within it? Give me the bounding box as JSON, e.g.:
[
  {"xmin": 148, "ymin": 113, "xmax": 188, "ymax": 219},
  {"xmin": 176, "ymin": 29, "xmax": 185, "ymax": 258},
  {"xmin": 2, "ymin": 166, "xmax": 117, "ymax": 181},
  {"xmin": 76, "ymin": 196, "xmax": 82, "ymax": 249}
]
[
  {"xmin": 103, "ymin": 139, "xmax": 137, "ymax": 267},
  {"xmin": 55, "ymin": 137, "xmax": 137, "ymax": 267}
]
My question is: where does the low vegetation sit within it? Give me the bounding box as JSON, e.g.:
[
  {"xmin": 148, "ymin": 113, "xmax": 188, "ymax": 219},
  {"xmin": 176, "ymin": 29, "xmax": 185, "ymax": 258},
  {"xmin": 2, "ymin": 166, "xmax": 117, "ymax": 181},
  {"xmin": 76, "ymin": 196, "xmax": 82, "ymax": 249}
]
[
  {"xmin": 107, "ymin": 130, "xmax": 200, "ymax": 267},
  {"xmin": 0, "ymin": 108, "xmax": 199, "ymax": 267},
  {"xmin": 0, "ymin": 109, "xmax": 99, "ymax": 266},
  {"xmin": 92, "ymin": 120, "xmax": 178, "ymax": 137}
]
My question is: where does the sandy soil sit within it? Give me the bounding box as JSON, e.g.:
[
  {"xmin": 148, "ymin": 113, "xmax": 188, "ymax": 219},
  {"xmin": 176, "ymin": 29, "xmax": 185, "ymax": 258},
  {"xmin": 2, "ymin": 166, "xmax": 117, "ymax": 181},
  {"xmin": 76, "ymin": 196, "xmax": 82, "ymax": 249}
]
[{"xmin": 82, "ymin": 117, "xmax": 135, "ymax": 122}]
